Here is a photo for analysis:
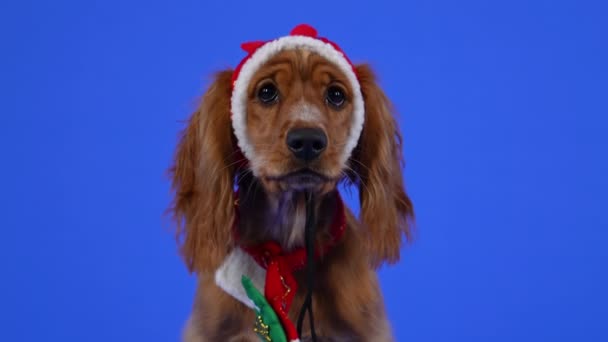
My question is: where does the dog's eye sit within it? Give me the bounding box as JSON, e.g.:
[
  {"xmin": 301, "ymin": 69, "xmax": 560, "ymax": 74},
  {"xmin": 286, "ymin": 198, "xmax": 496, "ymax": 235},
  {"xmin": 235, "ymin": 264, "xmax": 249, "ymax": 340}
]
[
  {"xmin": 326, "ymin": 86, "xmax": 346, "ymax": 108},
  {"xmin": 257, "ymin": 83, "xmax": 279, "ymax": 104}
]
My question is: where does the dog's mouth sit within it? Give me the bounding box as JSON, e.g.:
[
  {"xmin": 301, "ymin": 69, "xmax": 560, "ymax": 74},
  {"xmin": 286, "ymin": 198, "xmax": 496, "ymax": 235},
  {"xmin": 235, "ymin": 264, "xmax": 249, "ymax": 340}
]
[{"xmin": 267, "ymin": 169, "xmax": 333, "ymax": 192}]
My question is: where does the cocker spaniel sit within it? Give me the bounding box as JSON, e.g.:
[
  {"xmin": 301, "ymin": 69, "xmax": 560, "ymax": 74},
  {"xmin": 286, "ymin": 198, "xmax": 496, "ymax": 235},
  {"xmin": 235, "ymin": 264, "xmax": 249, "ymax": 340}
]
[{"xmin": 169, "ymin": 24, "xmax": 414, "ymax": 342}]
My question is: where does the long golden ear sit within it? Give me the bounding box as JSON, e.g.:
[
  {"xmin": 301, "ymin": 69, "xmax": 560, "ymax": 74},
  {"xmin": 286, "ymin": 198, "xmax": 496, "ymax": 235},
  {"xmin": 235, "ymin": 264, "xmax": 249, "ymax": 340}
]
[
  {"xmin": 353, "ymin": 64, "xmax": 414, "ymax": 268},
  {"xmin": 169, "ymin": 69, "xmax": 236, "ymax": 273}
]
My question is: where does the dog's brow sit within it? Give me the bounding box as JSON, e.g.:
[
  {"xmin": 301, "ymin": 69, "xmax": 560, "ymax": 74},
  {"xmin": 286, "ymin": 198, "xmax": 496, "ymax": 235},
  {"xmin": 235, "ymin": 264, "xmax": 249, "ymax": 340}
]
[
  {"xmin": 254, "ymin": 60, "xmax": 293, "ymax": 81},
  {"xmin": 307, "ymin": 60, "xmax": 325, "ymax": 77},
  {"xmin": 306, "ymin": 57, "xmax": 349, "ymax": 87},
  {"xmin": 266, "ymin": 57, "xmax": 294, "ymax": 68}
]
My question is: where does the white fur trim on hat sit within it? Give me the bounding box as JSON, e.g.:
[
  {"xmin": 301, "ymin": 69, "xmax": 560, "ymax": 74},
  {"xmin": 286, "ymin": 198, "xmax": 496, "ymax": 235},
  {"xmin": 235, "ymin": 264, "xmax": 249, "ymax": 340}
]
[{"xmin": 230, "ymin": 35, "xmax": 365, "ymax": 168}]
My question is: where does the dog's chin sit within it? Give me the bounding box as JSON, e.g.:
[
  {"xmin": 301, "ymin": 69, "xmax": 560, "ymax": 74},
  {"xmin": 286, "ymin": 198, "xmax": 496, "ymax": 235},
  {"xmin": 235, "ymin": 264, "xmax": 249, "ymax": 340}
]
[{"xmin": 263, "ymin": 169, "xmax": 337, "ymax": 194}]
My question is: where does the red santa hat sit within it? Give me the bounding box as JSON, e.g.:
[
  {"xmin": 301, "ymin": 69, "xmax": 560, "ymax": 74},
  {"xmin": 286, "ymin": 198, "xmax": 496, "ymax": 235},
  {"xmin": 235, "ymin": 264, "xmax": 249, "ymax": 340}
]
[{"xmin": 230, "ymin": 24, "xmax": 365, "ymax": 167}]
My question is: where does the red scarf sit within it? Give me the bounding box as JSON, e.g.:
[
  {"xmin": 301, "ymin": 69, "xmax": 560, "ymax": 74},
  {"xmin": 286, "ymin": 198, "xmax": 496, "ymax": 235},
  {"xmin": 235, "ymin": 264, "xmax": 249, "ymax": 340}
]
[{"xmin": 233, "ymin": 192, "xmax": 346, "ymax": 340}]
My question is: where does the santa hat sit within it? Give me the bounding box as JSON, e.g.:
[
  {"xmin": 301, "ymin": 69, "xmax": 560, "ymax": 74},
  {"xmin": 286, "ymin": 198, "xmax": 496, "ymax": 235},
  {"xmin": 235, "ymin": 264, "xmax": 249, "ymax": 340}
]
[{"xmin": 230, "ymin": 24, "xmax": 365, "ymax": 166}]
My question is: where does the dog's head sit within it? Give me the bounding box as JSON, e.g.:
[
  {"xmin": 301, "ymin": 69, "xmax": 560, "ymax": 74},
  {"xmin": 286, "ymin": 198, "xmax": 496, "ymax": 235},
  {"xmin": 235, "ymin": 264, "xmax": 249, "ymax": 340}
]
[
  {"xmin": 170, "ymin": 25, "xmax": 413, "ymax": 272},
  {"xmin": 237, "ymin": 48, "xmax": 357, "ymax": 195}
]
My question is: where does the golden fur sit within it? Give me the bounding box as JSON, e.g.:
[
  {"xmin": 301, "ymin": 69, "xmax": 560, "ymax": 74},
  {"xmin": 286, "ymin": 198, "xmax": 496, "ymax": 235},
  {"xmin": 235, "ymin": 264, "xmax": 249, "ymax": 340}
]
[{"xmin": 169, "ymin": 50, "xmax": 414, "ymax": 341}]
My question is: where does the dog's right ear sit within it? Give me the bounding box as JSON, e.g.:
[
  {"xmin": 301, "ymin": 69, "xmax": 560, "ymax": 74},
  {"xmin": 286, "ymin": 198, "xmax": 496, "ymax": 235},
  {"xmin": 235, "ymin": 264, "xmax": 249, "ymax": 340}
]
[{"xmin": 169, "ymin": 69, "xmax": 237, "ymax": 273}]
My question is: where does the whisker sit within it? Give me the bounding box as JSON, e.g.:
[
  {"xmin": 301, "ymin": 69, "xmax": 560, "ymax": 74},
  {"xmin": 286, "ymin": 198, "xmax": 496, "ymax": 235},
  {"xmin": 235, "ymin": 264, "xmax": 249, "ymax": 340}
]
[
  {"xmin": 219, "ymin": 157, "xmax": 248, "ymax": 172},
  {"xmin": 235, "ymin": 168, "xmax": 252, "ymax": 184},
  {"xmin": 243, "ymin": 170, "xmax": 258, "ymax": 201},
  {"xmin": 343, "ymin": 164, "xmax": 371, "ymax": 195},
  {"xmin": 348, "ymin": 158, "xmax": 371, "ymax": 173}
]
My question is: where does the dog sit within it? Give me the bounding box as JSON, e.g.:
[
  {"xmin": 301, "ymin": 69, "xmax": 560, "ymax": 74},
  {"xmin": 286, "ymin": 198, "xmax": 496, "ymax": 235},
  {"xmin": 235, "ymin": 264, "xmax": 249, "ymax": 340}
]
[{"xmin": 169, "ymin": 24, "xmax": 414, "ymax": 341}]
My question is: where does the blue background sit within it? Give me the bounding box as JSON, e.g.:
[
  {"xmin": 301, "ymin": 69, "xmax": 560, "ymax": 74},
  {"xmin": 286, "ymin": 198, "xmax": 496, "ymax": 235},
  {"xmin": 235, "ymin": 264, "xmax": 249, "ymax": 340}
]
[{"xmin": 1, "ymin": 0, "xmax": 606, "ymax": 341}]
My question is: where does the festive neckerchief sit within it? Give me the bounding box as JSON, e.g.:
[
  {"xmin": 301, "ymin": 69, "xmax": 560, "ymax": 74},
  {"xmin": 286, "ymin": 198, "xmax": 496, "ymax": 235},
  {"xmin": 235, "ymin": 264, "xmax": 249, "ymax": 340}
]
[
  {"xmin": 227, "ymin": 193, "xmax": 346, "ymax": 341},
  {"xmin": 242, "ymin": 275, "xmax": 288, "ymax": 342}
]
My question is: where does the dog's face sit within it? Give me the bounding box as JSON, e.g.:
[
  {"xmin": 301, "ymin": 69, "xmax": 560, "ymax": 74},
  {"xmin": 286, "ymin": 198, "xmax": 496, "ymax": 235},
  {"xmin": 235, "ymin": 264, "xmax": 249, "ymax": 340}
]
[
  {"xmin": 170, "ymin": 50, "xmax": 413, "ymax": 272},
  {"xmin": 244, "ymin": 50, "xmax": 355, "ymax": 194}
]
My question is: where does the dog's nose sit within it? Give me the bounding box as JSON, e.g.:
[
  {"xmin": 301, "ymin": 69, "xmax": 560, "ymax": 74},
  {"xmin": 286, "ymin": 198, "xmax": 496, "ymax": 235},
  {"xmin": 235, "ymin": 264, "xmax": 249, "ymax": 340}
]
[{"xmin": 286, "ymin": 127, "xmax": 327, "ymax": 161}]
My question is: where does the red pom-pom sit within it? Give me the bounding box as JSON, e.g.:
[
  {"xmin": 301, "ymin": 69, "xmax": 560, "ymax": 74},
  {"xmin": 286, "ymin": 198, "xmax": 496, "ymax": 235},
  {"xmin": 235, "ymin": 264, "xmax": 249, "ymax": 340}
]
[
  {"xmin": 290, "ymin": 24, "xmax": 318, "ymax": 37},
  {"xmin": 240, "ymin": 41, "xmax": 266, "ymax": 54}
]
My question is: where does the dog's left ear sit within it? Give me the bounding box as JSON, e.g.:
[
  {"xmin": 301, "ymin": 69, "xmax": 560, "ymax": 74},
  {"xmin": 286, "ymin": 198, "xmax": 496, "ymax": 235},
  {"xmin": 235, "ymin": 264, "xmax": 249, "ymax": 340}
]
[{"xmin": 353, "ymin": 64, "xmax": 415, "ymax": 268}]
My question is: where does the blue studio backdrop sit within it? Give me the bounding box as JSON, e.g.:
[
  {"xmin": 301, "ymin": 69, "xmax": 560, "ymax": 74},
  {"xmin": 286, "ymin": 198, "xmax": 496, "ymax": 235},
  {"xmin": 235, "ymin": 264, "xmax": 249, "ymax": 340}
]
[{"xmin": 1, "ymin": 0, "xmax": 606, "ymax": 341}]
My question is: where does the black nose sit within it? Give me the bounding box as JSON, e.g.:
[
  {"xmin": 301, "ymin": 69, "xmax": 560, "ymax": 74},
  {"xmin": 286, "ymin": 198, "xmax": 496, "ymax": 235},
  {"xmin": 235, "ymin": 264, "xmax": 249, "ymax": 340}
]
[{"xmin": 286, "ymin": 127, "xmax": 327, "ymax": 161}]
